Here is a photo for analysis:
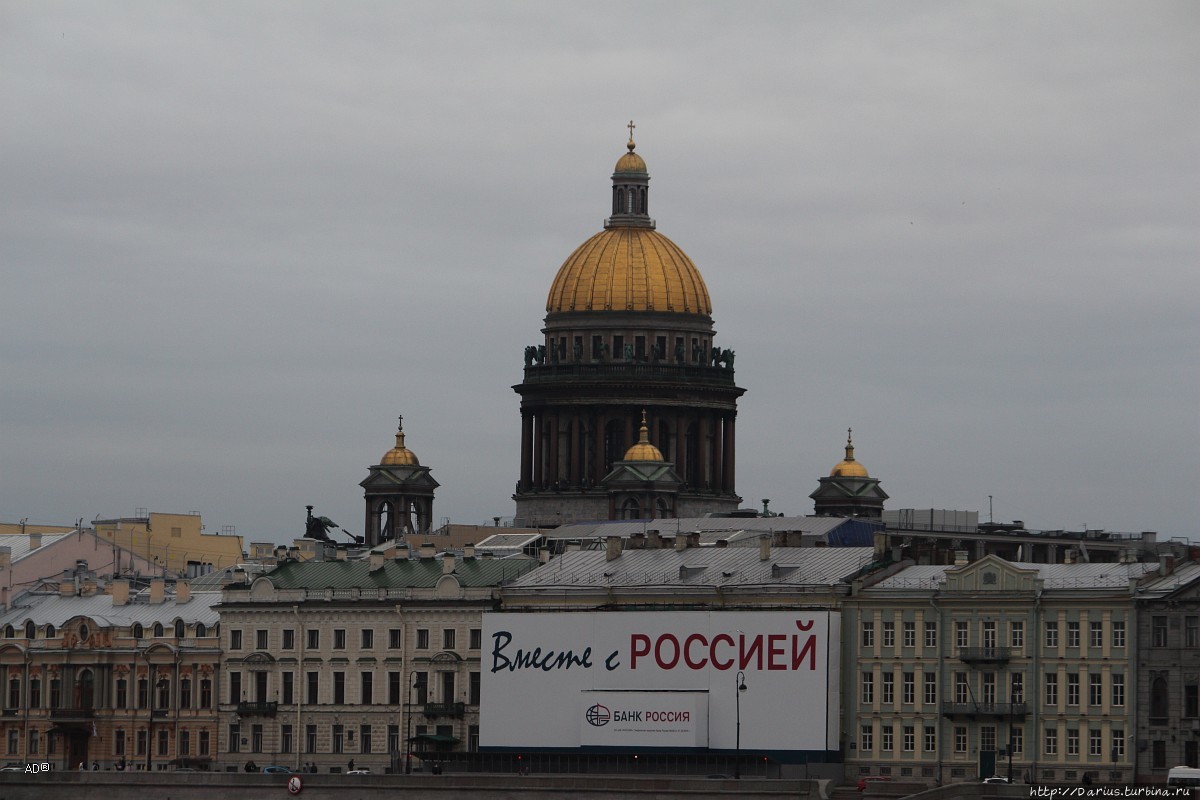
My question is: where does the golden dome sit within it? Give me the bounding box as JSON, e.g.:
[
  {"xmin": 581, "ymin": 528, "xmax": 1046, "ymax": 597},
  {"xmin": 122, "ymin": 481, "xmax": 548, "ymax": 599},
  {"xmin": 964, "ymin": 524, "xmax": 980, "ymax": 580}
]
[
  {"xmin": 615, "ymin": 150, "xmax": 647, "ymax": 174},
  {"xmin": 623, "ymin": 411, "xmax": 665, "ymax": 462},
  {"xmin": 381, "ymin": 419, "xmax": 419, "ymax": 466},
  {"xmin": 546, "ymin": 227, "xmax": 712, "ymax": 314},
  {"xmin": 830, "ymin": 428, "xmax": 869, "ymax": 478}
]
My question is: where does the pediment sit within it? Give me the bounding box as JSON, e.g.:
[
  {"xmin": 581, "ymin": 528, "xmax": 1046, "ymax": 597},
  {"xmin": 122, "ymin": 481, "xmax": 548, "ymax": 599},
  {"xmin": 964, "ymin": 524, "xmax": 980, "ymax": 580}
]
[{"xmin": 944, "ymin": 554, "xmax": 1040, "ymax": 592}]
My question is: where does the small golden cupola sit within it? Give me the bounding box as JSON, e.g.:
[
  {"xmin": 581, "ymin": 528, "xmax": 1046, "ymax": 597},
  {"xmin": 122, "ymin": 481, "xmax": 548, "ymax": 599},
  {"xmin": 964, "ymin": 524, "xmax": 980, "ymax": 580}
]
[
  {"xmin": 622, "ymin": 410, "xmax": 665, "ymax": 462},
  {"xmin": 830, "ymin": 428, "xmax": 869, "ymax": 478},
  {"xmin": 381, "ymin": 417, "xmax": 419, "ymax": 466}
]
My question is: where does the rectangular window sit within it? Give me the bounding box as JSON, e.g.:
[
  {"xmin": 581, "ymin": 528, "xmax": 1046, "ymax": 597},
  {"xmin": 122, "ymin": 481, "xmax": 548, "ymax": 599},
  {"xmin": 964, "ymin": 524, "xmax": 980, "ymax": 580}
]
[
  {"xmin": 417, "ymin": 629, "xmax": 430, "ymax": 649},
  {"xmin": 1153, "ymin": 740, "xmax": 1166, "ymax": 769},
  {"xmin": 256, "ymin": 629, "xmax": 268, "ymax": 650},
  {"xmin": 980, "ymin": 726, "xmax": 996, "ymax": 751},
  {"xmin": 115, "ymin": 679, "xmax": 127, "ymax": 710},
  {"xmin": 28, "ymin": 729, "xmax": 38, "ymax": 755},
  {"xmin": 469, "ymin": 671, "xmax": 481, "ymax": 705},
  {"xmin": 360, "ymin": 724, "xmax": 372, "ymax": 754},
  {"xmin": 924, "ymin": 726, "xmax": 936, "ymax": 752},
  {"xmin": 1045, "ymin": 726, "xmax": 1058, "ymax": 756},
  {"xmin": 982, "ymin": 672, "xmax": 997, "ymax": 704},
  {"xmin": 1152, "ymin": 617, "xmax": 1168, "ymax": 647},
  {"xmin": 861, "ymin": 725, "xmax": 873, "ymax": 752},
  {"xmin": 334, "ymin": 672, "xmax": 345, "ymax": 704},
  {"xmin": 903, "ymin": 725, "xmax": 915, "ymax": 752},
  {"xmin": 283, "ymin": 629, "xmax": 295, "ymax": 650},
  {"xmin": 360, "ymin": 672, "xmax": 373, "ymax": 705},
  {"xmin": 228, "ymin": 724, "xmax": 239, "ymax": 754},
  {"xmin": 443, "ymin": 629, "xmax": 456, "ymax": 650},
  {"xmin": 1067, "ymin": 674, "xmax": 1080, "ymax": 706},
  {"xmin": 1011, "ymin": 621, "xmax": 1024, "ymax": 648},
  {"xmin": 280, "ymin": 725, "xmax": 292, "ymax": 754},
  {"xmin": 199, "ymin": 730, "xmax": 210, "ymax": 756},
  {"xmin": 230, "ymin": 629, "xmax": 243, "ymax": 650},
  {"xmin": 250, "ymin": 724, "xmax": 262, "ymax": 754},
  {"xmin": 361, "ymin": 629, "xmax": 374, "ymax": 649},
  {"xmin": 954, "ymin": 672, "xmax": 968, "ymax": 704},
  {"xmin": 305, "ymin": 725, "xmax": 316, "ymax": 754},
  {"xmin": 116, "ymin": 729, "xmax": 126, "ymax": 756},
  {"xmin": 1188, "ymin": 617, "xmax": 1200, "ymax": 648},
  {"xmin": 1011, "ymin": 725, "xmax": 1024, "ymax": 755},
  {"xmin": 1112, "ymin": 674, "xmax": 1125, "ymax": 707},
  {"xmin": 307, "ymin": 630, "xmax": 320, "ymax": 649},
  {"xmin": 180, "ymin": 678, "xmax": 192, "ymax": 709},
  {"xmin": 1012, "ymin": 672, "xmax": 1024, "ymax": 704},
  {"xmin": 955, "ymin": 621, "xmax": 968, "ymax": 648},
  {"xmin": 306, "ymin": 672, "xmax": 319, "ymax": 705},
  {"xmin": 903, "ymin": 621, "xmax": 916, "ymax": 648},
  {"xmin": 282, "ymin": 672, "xmax": 294, "ymax": 705},
  {"xmin": 881, "ymin": 725, "xmax": 893, "ymax": 752},
  {"xmin": 332, "ymin": 724, "xmax": 344, "ymax": 754},
  {"xmin": 1089, "ymin": 674, "xmax": 1103, "ymax": 707},
  {"xmin": 1067, "ymin": 729, "xmax": 1080, "ymax": 756},
  {"xmin": 1112, "ymin": 729, "xmax": 1125, "ymax": 760},
  {"xmin": 882, "ymin": 672, "xmax": 894, "ymax": 704},
  {"xmin": 923, "ymin": 672, "xmax": 937, "ymax": 704},
  {"xmin": 389, "ymin": 629, "xmax": 402, "ymax": 649},
  {"xmin": 1089, "ymin": 729, "xmax": 1102, "ymax": 757},
  {"xmin": 1045, "ymin": 621, "xmax": 1059, "ymax": 648},
  {"xmin": 334, "ymin": 629, "xmax": 347, "ymax": 650},
  {"xmin": 388, "ymin": 672, "xmax": 400, "ymax": 705},
  {"xmin": 229, "ymin": 671, "xmax": 241, "ymax": 704},
  {"xmin": 954, "ymin": 726, "xmax": 967, "ymax": 753},
  {"xmin": 1185, "ymin": 685, "xmax": 1199, "ymax": 718},
  {"xmin": 983, "ymin": 621, "xmax": 997, "ymax": 648},
  {"xmin": 861, "ymin": 672, "xmax": 874, "ymax": 704},
  {"xmin": 861, "ymin": 621, "xmax": 874, "ymax": 648},
  {"xmin": 200, "ymin": 679, "xmax": 212, "ymax": 709},
  {"xmin": 179, "ymin": 729, "xmax": 189, "ymax": 755},
  {"xmin": 470, "ymin": 628, "xmax": 482, "ymax": 650},
  {"xmin": 387, "ymin": 725, "xmax": 400, "ymax": 755},
  {"xmin": 1067, "ymin": 621, "xmax": 1080, "ymax": 648},
  {"xmin": 925, "ymin": 621, "xmax": 937, "ymax": 649},
  {"xmin": 1090, "ymin": 621, "xmax": 1103, "ymax": 648},
  {"xmin": 1112, "ymin": 621, "xmax": 1125, "ymax": 648},
  {"xmin": 903, "ymin": 672, "xmax": 915, "ymax": 704},
  {"xmin": 882, "ymin": 621, "xmax": 895, "ymax": 648}
]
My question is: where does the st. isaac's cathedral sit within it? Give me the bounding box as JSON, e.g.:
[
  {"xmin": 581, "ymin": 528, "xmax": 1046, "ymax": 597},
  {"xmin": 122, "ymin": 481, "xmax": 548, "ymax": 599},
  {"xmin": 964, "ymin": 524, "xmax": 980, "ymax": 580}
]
[{"xmin": 358, "ymin": 126, "xmax": 885, "ymax": 545}]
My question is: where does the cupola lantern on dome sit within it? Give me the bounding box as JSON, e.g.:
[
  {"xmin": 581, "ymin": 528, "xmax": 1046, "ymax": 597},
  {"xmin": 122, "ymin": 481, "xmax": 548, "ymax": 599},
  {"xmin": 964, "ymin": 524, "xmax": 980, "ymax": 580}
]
[
  {"xmin": 380, "ymin": 416, "xmax": 419, "ymax": 466},
  {"xmin": 830, "ymin": 428, "xmax": 868, "ymax": 478},
  {"xmin": 622, "ymin": 410, "xmax": 666, "ymax": 462}
]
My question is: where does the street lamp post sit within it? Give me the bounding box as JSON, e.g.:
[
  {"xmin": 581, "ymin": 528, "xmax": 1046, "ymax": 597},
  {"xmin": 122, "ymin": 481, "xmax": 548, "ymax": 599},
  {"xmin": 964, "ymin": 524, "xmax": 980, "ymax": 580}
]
[
  {"xmin": 734, "ymin": 671, "xmax": 747, "ymax": 779},
  {"xmin": 405, "ymin": 672, "xmax": 424, "ymax": 775}
]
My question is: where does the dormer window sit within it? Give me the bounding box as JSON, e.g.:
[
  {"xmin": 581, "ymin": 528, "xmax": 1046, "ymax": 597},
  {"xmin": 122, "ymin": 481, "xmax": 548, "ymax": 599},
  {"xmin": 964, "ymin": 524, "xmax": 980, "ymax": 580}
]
[
  {"xmin": 132, "ymin": 623, "xmax": 144, "ymax": 640},
  {"xmin": 153, "ymin": 623, "xmax": 164, "ymax": 638}
]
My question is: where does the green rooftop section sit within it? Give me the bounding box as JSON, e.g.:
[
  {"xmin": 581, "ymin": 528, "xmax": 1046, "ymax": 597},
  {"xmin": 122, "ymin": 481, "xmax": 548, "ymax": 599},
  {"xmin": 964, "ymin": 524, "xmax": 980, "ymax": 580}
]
[{"xmin": 261, "ymin": 555, "xmax": 539, "ymax": 591}]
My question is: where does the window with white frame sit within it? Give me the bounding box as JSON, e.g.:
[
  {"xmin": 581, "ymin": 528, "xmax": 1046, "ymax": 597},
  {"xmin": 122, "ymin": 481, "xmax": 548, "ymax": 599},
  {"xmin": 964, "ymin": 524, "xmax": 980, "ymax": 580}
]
[
  {"xmin": 882, "ymin": 672, "xmax": 894, "ymax": 704},
  {"xmin": 1067, "ymin": 621, "xmax": 1080, "ymax": 648},
  {"xmin": 1045, "ymin": 621, "xmax": 1059, "ymax": 648},
  {"xmin": 924, "ymin": 621, "xmax": 937, "ymax": 649},
  {"xmin": 924, "ymin": 672, "xmax": 937, "ymax": 704},
  {"xmin": 955, "ymin": 621, "xmax": 968, "ymax": 649},
  {"xmin": 882, "ymin": 621, "xmax": 895, "ymax": 648},
  {"xmin": 1112, "ymin": 621, "xmax": 1125, "ymax": 648},
  {"xmin": 903, "ymin": 725, "xmax": 915, "ymax": 752},
  {"xmin": 1045, "ymin": 673, "xmax": 1058, "ymax": 705},
  {"xmin": 1067, "ymin": 674, "xmax": 1080, "ymax": 706},
  {"xmin": 1011, "ymin": 621, "xmax": 1024, "ymax": 648},
  {"xmin": 1112, "ymin": 674, "xmax": 1125, "ymax": 707},
  {"xmin": 862, "ymin": 621, "xmax": 874, "ymax": 648},
  {"xmin": 924, "ymin": 726, "xmax": 937, "ymax": 752},
  {"xmin": 1090, "ymin": 621, "xmax": 1103, "ymax": 648},
  {"xmin": 980, "ymin": 726, "xmax": 996, "ymax": 751},
  {"xmin": 954, "ymin": 726, "xmax": 967, "ymax": 753},
  {"xmin": 1112, "ymin": 729, "xmax": 1125, "ymax": 759},
  {"xmin": 1089, "ymin": 729, "xmax": 1102, "ymax": 756},
  {"xmin": 861, "ymin": 672, "xmax": 874, "ymax": 704},
  {"xmin": 1044, "ymin": 726, "xmax": 1057, "ymax": 756},
  {"xmin": 1067, "ymin": 729, "xmax": 1079, "ymax": 756},
  {"xmin": 903, "ymin": 621, "xmax": 915, "ymax": 648},
  {"xmin": 1089, "ymin": 674, "xmax": 1103, "ymax": 707},
  {"xmin": 903, "ymin": 672, "xmax": 915, "ymax": 704},
  {"xmin": 861, "ymin": 725, "xmax": 873, "ymax": 752},
  {"xmin": 881, "ymin": 725, "xmax": 893, "ymax": 752},
  {"xmin": 983, "ymin": 621, "xmax": 997, "ymax": 648}
]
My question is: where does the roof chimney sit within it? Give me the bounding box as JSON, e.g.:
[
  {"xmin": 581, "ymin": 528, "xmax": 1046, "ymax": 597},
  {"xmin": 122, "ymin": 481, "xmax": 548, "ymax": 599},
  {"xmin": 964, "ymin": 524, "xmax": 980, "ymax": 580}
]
[
  {"xmin": 335, "ymin": 547, "xmax": 348, "ymax": 562},
  {"xmin": 175, "ymin": 580, "xmax": 191, "ymax": 604},
  {"xmin": 605, "ymin": 536, "xmax": 623, "ymax": 562},
  {"xmin": 758, "ymin": 533, "xmax": 771, "ymax": 562},
  {"xmin": 150, "ymin": 578, "xmax": 165, "ymax": 604},
  {"xmin": 111, "ymin": 580, "xmax": 130, "ymax": 606},
  {"xmin": 674, "ymin": 535, "xmax": 686, "ymax": 553},
  {"xmin": 647, "ymin": 530, "xmax": 662, "ymax": 549},
  {"xmin": 369, "ymin": 552, "xmax": 385, "ymax": 572},
  {"xmin": 538, "ymin": 548, "xmax": 550, "ymax": 564},
  {"xmin": 954, "ymin": 550, "xmax": 969, "ymax": 566},
  {"xmin": 463, "ymin": 544, "xmax": 476, "ymax": 559},
  {"xmin": 29, "ymin": 532, "xmax": 42, "ymax": 550},
  {"xmin": 442, "ymin": 553, "xmax": 455, "ymax": 574},
  {"xmin": 419, "ymin": 542, "xmax": 436, "ymax": 560},
  {"xmin": 630, "ymin": 532, "xmax": 646, "ymax": 549},
  {"xmin": 0, "ymin": 546, "xmax": 11, "ymax": 572},
  {"xmin": 59, "ymin": 580, "xmax": 76, "ymax": 597}
]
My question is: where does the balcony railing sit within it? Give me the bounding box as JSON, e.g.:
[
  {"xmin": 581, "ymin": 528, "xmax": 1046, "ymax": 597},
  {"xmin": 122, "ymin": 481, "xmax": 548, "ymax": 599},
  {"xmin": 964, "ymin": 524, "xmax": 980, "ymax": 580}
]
[
  {"xmin": 941, "ymin": 702, "xmax": 1027, "ymax": 718},
  {"xmin": 50, "ymin": 707, "xmax": 96, "ymax": 719},
  {"xmin": 522, "ymin": 362, "xmax": 737, "ymax": 386},
  {"xmin": 423, "ymin": 702, "xmax": 465, "ymax": 718},
  {"xmin": 236, "ymin": 701, "xmax": 279, "ymax": 717},
  {"xmin": 958, "ymin": 646, "xmax": 1012, "ymax": 664}
]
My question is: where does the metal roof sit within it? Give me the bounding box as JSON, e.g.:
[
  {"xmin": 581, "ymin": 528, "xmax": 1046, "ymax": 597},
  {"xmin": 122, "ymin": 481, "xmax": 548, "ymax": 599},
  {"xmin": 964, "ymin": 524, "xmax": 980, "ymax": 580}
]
[
  {"xmin": 0, "ymin": 589, "xmax": 222, "ymax": 629},
  {"xmin": 543, "ymin": 516, "xmax": 855, "ymax": 541},
  {"xmin": 474, "ymin": 532, "xmax": 543, "ymax": 551},
  {"xmin": 0, "ymin": 533, "xmax": 74, "ymax": 562},
  {"xmin": 869, "ymin": 560, "xmax": 1160, "ymax": 591},
  {"xmin": 508, "ymin": 546, "xmax": 874, "ymax": 590},
  {"xmin": 255, "ymin": 555, "xmax": 538, "ymax": 591},
  {"xmin": 1137, "ymin": 561, "xmax": 1200, "ymax": 596}
]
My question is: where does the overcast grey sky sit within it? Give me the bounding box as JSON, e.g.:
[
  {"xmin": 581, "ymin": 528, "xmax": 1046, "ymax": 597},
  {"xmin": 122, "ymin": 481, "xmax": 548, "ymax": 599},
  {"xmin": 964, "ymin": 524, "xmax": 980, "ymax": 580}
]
[{"xmin": 2, "ymin": 1, "xmax": 1197, "ymax": 545}]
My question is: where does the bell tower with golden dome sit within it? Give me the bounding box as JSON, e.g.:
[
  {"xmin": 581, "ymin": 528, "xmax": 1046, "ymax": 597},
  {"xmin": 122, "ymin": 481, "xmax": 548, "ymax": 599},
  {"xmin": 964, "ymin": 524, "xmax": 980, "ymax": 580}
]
[
  {"xmin": 514, "ymin": 126, "xmax": 745, "ymax": 526},
  {"xmin": 809, "ymin": 429, "xmax": 888, "ymax": 518},
  {"xmin": 360, "ymin": 417, "xmax": 439, "ymax": 545}
]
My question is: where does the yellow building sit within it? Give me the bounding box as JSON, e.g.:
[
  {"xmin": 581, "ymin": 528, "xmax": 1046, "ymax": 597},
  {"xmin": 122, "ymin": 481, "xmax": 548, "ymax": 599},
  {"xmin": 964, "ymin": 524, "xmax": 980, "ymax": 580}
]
[{"xmin": 93, "ymin": 513, "xmax": 244, "ymax": 578}]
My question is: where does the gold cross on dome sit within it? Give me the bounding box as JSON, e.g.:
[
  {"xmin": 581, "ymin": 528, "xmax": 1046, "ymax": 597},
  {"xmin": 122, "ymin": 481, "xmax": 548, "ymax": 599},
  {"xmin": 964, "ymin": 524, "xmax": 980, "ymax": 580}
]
[{"xmin": 627, "ymin": 120, "xmax": 636, "ymax": 149}]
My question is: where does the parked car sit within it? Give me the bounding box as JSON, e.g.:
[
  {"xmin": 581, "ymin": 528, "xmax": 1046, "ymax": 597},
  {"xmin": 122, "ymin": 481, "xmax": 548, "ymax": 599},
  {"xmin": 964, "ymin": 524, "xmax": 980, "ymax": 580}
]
[
  {"xmin": 346, "ymin": 768, "xmax": 370, "ymax": 775},
  {"xmin": 983, "ymin": 776, "xmax": 1013, "ymax": 784},
  {"xmin": 262, "ymin": 765, "xmax": 294, "ymax": 774},
  {"xmin": 0, "ymin": 764, "xmax": 24, "ymax": 772}
]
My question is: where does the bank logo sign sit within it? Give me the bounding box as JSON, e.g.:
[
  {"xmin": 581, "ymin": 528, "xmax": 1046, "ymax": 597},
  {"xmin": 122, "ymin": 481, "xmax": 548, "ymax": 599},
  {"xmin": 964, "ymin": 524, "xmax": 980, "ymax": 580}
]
[{"xmin": 585, "ymin": 704, "xmax": 611, "ymax": 727}]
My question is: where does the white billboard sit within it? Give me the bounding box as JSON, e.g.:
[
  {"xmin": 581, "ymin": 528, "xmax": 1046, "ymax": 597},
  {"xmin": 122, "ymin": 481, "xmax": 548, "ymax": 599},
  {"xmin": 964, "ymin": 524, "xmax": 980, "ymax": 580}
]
[{"xmin": 480, "ymin": 610, "xmax": 840, "ymax": 753}]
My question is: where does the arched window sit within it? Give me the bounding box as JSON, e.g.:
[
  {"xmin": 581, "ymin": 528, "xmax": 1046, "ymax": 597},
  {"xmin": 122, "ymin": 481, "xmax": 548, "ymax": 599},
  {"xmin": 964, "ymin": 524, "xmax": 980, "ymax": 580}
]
[
  {"xmin": 621, "ymin": 498, "xmax": 641, "ymax": 520},
  {"xmin": 3, "ymin": 625, "xmax": 13, "ymax": 638},
  {"xmin": 23, "ymin": 621, "xmax": 34, "ymax": 640},
  {"xmin": 195, "ymin": 623, "xmax": 207, "ymax": 638},
  {"xmin": 79, "ymin": 623, "xmax": 89, "ymax": 642},
  {"xmin": 174, "ymin": 620, "xmax": 185, "ymax": 638},
  {"xmin": 132, "ymin": 623, "xmax": 143, "ymax": 640},
  {"xmin": 44, "ymin": 625, "xmax": 55, "ymax": 639},
  {"xmin": 1150, "ymin": 674, "xmax": 1169, "ymax": 720},
  {"xmin": 153, "ymin": 623, "xmax": 164, "ymax": 638}
]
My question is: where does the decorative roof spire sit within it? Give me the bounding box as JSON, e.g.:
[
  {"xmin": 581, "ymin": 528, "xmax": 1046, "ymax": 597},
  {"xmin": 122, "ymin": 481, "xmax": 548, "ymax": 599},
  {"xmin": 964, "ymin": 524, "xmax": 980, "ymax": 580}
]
[
  {"xmin": 845, "ymin": 427, "xmax": 855, "ymax": 461},
  {"xmin": 622, "ymin": 408, "xmax": 665, "ymax": 462},
  {"xmin": 627, "ymin": 119, "xmax": 636, "ymax": 151},
  {"xmin": 608, "ymin": 122, "xmax": 653, "ymax": 229}
]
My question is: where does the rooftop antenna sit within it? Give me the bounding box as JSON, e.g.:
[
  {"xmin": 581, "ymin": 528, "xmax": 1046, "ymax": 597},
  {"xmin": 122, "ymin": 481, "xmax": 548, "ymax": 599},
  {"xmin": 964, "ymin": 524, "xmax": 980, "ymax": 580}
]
[{"xmin": 988, "ymin": 496, "xmax": 993, "ymax": 524}]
